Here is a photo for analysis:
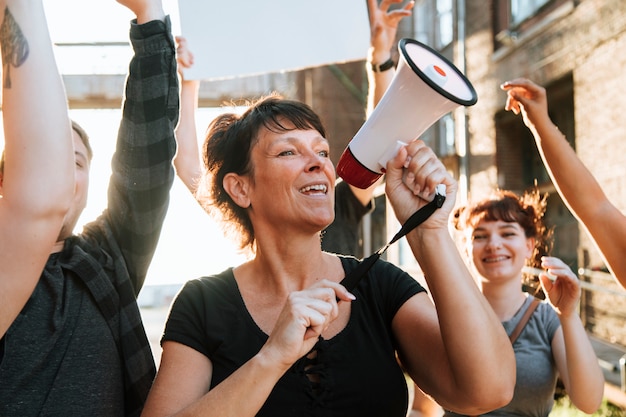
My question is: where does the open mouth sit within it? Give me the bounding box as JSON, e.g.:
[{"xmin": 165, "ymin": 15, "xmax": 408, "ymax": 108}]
[
  {"xmin": 483, "ymin": 255, "xmax": 509, "ymax": 263},
  {"xmin": 299, "ymin": 184, "xmax": 328, "ymax": 194}
]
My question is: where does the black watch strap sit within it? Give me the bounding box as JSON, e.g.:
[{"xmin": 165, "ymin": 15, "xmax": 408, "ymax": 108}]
[{"xmin": 370, "ymin": 57, "xmax": 395, "ymax": 72}]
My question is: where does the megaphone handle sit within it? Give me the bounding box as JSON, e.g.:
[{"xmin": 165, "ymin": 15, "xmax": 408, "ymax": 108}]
[{"xmin": 339, "ymin": 186, "xmax": 446, "ymax": 293}]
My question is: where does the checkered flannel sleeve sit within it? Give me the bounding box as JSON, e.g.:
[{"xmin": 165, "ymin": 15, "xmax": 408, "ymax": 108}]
[{"xmin": 107, "ymin": 16, "xmax": 179, "ymax": 296}]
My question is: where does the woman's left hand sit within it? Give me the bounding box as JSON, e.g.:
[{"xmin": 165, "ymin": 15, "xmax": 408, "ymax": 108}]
[
  {"xmin": 384, "ymin": 140, "xmax": 457, "ymax": 228},
  {"xmin": 539, "ymin": 256, "xmax": 582, "ymax": 316}
]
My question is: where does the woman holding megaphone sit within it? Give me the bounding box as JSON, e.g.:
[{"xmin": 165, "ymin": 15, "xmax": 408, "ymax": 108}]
[
  {"xmin": 142, "ymin": 9, "xmax": 515, "ymax": 416},
  {"xmin": 150, "ymin": 2, "xmax": 516, "ymax": 416},
  {"xmin": 141, "ymin": 90, "xmax": 515, "ymax": 416}
]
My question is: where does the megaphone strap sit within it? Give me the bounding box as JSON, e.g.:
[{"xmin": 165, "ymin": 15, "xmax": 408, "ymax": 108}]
[
  {"xmin": 339, "ymin": 189, "xmax": 446, "ymax": 292},
  {"xmin": 388, "ymin": 191, "xmax": 446, "ymax": 246}
]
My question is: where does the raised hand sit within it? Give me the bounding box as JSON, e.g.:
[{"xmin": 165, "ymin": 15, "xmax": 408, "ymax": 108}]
[
  {"xmin": 367, "ymin": 0, "xmax": 414, "ymax": 56},
  {"xmin": 539, "ymin": 256, "xmax": 582, "ymax": 317},
  {"xmin": 175, "ymin": 36, "xmax": 194, "ymax": 78},
  {"xmin": 501, "ymin": 78, "xmax": 551, "ymax": 131}
]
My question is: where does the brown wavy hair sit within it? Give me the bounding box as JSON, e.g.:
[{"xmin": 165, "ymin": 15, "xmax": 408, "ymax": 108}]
[{"xmin": 453, "ymin": 188, "xmax": 554, "ymax": 298}]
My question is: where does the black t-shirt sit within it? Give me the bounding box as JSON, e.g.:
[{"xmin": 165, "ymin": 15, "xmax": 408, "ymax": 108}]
[{"xmin": 162, "ymin": 256, "xmax": 425, "ymax": 417}]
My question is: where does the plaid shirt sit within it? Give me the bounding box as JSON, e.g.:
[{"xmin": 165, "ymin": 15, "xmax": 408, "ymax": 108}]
[{"xmin": 56, "ymin": 16, "xmax": 178, "ymax": 417}]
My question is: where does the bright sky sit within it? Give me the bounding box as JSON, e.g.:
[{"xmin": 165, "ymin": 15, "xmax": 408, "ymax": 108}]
[
  {"xmin": 0, "ymin": 1, "xmax": 249, "ymax": 285},
  {"xmin": 44, "ymin": 0, "xmax": 182, "ymax": 43}
]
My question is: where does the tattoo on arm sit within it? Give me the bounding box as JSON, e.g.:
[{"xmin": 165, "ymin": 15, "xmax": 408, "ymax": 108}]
[{"xmin": 0, "ymin": 7, "xmax": 29, "ymax": 89}]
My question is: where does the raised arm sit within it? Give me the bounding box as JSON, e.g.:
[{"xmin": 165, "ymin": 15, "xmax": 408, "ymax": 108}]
[
  {"xmin": 502, "ymin": 78, "xmax": 626, "ymax": 289},
  {"xmin": 539, "ymin": 256, "xmax": 604, "ymax": 414},
  {"xmin": 0, "ymin": 0, "xmax": 74, "ymax": 337},
  {"xmin": 349, "ymin": 0, "xmax": 414, "ymax": 206},
  {"xmin": 102, "ymin": 0, "xmax": 178, "ymax": 294},
  {"xmin": 385, "ymin": 141, "xmax": 515, "ymax": 414},
  {"xmin": 173, "ymin": 36, "xmax": 202, "ymax": 194},
  {"xmin": 365, "ymin": 0, "xmax": 413, "ymax": 117}
]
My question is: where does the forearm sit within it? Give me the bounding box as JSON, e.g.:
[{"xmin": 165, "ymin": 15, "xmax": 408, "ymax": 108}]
[
  {"xmin": 132, "ymin": 1, "xmax": 165, "ymax": 25},
  {"xmin": 406, "ymin": 229, "xmax": 515, "ymax": 407},
  {"xmin": 0, "ymin": 0, "xmax": 73, "ymax": 340},
  {"xmin": 172, "ymin": 353, "xmax": 287, "ymax": 417},
  {"xmin": 109, "ymin": 16, "xmax": 178, "ymax": 289},
  {"xmin": 558, "ymin": 314, "xmax": 604, "ymax": 413},
  {"xmin": 1, "ymin": 0, "xmax": 73, "ymax": 213},
  {"xmin": 365, "ymin": 46, "xmax": 395, "ymax": 117},
  {"xmin": 531, "ymin": 115, "xmax": 626, "ymax": 283},
  {"xmin": 174, "ymin": 79, "xmax": 202, "ymax": 193},
  {"xmin": 531, "ymin": 115, "xmax": 606, "ymax": 221}
]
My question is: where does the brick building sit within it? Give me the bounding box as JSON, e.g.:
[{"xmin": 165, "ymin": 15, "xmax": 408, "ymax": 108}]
[
  {"xmin": 246, "ymin": 1, "xmax": 626, "ymax": 351},
  {"xmin": 460, "ymin": 0, "xmax": 626, "ymax": 348}
]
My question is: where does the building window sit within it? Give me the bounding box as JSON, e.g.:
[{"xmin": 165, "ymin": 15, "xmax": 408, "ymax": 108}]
[
  {"xmin": 412, "ymin": 0, "xmax": 454, "ymax": 49},
  {"xmin": 494, "ymin": 74, "xmax": 577, "ymax": 267},
  {"xmin": 493, "ymin": 0, "xmax": 569, "ymax": 49},
  {"xmin": 413, "ymin": 114, "xmax": 454, "ymax": 158},
  {"xmin": 436, "ymin": 0, "xmax": 454, "ymax": 48},
  {"xmin": 510, "ymin": 0, "xmax": 550, "ymax": 25}
]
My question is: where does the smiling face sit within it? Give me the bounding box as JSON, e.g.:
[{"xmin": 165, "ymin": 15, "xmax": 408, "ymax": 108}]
[
  {"xmin": 241, "ymin": 125, "xmax": 336, "ymax": 235},
  {"xmin": 467, "ymin": 219, "xmax": 534, "ymax": 284},
  {"xmin": 205, "ymin": 95, "xmax": 334, "ymax": 251}
]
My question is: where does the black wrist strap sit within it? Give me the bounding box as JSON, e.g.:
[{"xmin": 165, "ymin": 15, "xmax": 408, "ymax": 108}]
[
  {"xmin": 370, "ymin": 57, "xmax": 395, "ymax": 72},
  {"xmin": 340, "ymin": 190, "xmax": 446, "ymax": 292}
]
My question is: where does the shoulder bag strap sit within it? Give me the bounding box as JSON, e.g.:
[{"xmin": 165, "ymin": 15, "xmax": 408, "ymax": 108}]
[{"xmin": 509, "ymin": 298, "xmax": 541, "ymax": 344}]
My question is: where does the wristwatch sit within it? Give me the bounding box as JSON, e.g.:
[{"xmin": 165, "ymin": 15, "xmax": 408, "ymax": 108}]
[{"xmin": 370, "ymin": 57, "xmax": 395, "ymax": 72}]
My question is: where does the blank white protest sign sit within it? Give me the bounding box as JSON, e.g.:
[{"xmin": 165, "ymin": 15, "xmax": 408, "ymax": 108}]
[{"xmin": 177, "ymin": 0, "xmax": 370, "ymax": 81}]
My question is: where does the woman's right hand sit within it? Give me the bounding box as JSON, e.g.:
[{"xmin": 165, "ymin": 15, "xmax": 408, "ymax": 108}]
[
  {"xmin": 501, "ymin": 78, "xmax": 551, "ymax": 130},
  {"xmin": 260, "ymin": 280, "xmax": 354, "ymax": 369}
]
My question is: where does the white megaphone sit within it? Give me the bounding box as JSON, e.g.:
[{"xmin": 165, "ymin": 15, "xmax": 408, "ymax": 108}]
[{"xmin": 336, "ymin": 38, "xmax": 478, "ymax": 189}]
